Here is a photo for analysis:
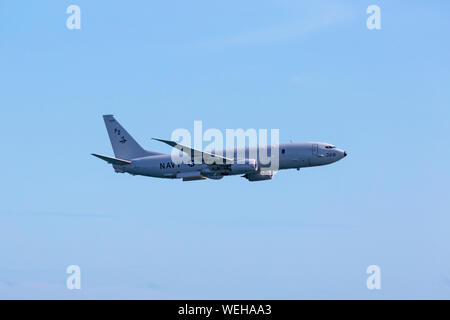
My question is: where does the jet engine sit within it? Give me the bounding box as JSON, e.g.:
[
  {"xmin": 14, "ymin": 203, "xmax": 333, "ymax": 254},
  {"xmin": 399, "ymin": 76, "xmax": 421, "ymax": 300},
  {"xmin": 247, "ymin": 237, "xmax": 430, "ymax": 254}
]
[
  {"xmin": 207, "ymin": 175, "xmax": 223, "ymax": 180},
  {"xmin": 201, "ymin": 159, "xmax": 258, "ymax": 177},
  {"xmin": 242, "ymin": 170, "xmax": 274, "ymax": 181},
  {"xmin": 230, "ymin": 159, "xmax": 258, "ymax": 174}
]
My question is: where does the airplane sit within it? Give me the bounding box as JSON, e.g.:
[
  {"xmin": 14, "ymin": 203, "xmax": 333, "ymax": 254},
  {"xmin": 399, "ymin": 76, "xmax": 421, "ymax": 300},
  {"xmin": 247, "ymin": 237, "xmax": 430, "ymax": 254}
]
[{"xmin": 92, "ymin": 115, "xmax": 347, "ymax": 182}]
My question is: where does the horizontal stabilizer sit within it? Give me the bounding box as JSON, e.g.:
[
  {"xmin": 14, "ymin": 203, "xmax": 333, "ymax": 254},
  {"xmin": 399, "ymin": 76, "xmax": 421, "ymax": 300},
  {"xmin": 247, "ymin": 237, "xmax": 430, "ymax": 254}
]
[{"xmin": 91, "ymin": 153, "xmax": 131, "ymax": 166}]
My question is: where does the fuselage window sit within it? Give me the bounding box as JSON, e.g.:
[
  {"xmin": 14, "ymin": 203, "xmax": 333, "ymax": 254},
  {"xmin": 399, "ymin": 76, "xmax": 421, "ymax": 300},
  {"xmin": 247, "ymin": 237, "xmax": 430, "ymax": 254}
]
[{"xmin": 281, "ymin": 149, "xmax": 286, "ymax": 154}]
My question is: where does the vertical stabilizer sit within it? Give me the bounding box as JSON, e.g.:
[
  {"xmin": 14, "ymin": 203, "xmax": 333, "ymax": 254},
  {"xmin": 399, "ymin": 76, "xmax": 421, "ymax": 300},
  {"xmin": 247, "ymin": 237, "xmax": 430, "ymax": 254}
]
[{"xmin": 103, "ymin": 115, "xmax": 160, "ymax": 159}]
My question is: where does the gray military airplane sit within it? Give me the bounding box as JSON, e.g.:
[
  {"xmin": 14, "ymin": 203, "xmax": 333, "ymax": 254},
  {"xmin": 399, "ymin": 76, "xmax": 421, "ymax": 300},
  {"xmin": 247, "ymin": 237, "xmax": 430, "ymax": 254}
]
[{"xmin": 92, "ymin": 115, "xmax": 347, "ymax": 181}]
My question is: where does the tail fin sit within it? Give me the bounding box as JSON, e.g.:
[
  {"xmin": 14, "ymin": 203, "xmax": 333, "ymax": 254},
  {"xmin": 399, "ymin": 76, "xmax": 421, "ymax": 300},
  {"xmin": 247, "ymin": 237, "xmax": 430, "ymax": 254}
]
[{"xmin": 103, "ymin": 115, "xmax": 161, "ymax": 159}]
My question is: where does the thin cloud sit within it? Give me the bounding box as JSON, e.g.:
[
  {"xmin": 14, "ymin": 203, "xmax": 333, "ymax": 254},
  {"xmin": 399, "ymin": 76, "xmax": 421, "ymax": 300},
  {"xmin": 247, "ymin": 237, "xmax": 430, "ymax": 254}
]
[
  {"xmin": 0, "ymin": 211, "xmax": 114, "ymax": 219},
  {"xmin": 200, "ymin": 5, "xmax": 353, "ymax": 49},
  {"xmin": 0, "ymin": 281, "xmax": 162, "ymax": 299},
  {"xmin": 441, "ymin": 275, "xmax": 450, "ymax": 287}
]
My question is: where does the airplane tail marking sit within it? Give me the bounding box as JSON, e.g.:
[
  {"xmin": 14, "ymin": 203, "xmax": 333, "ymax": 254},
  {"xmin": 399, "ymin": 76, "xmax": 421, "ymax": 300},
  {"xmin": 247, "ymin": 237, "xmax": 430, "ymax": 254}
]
[{"xmin": 103, "ymin": 115, "xmax": 161, "ymax": 160}]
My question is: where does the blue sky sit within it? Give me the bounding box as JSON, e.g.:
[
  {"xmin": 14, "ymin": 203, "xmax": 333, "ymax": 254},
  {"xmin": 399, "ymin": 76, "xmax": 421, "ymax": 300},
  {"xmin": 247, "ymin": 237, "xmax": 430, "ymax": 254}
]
[{"xmin": 1, "ymin": 0, "xmax": 449, "ymax": 299}]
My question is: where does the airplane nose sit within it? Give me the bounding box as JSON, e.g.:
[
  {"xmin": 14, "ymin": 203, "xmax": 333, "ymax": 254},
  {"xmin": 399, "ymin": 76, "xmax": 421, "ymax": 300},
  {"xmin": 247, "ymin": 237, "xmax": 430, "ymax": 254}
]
[{"xmin": 344, "ymin": 151, "xmax": 347, "ymax": 157}]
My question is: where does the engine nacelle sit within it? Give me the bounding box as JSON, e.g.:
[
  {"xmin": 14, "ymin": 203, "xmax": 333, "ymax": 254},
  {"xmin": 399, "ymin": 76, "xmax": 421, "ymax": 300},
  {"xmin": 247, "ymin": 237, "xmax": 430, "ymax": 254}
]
[
  {"xmin": 201, "ymin": 159, "xmax": 258, "ymax": 178},
  {"xmin": 243, "ymin": 170, "xmax": 274, "ymax": 181},
  {"xmin": 230, "ymin": 159, "xmax": 258, "ymax": 174},
  {"xmin": 207, "ymin": 175, "xmax": 223, "ymax": 180}
]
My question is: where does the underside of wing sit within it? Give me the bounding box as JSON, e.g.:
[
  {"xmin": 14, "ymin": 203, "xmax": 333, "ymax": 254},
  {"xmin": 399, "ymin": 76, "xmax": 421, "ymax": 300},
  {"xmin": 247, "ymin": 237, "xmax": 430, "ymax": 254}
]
[{"xmin": 152, "ymin": 138, "xmax": 234, "ymax": 164}]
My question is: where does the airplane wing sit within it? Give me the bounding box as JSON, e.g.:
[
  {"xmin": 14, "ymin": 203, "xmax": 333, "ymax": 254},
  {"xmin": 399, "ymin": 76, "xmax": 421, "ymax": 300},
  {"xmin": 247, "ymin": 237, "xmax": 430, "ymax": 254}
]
[
  {"xmin": 152, "ymin": 138, "xmax": 234, "ymax": 164},
  {"xmin": 91, "ymin": 153, "xmax": 132, "ymax": 165}
]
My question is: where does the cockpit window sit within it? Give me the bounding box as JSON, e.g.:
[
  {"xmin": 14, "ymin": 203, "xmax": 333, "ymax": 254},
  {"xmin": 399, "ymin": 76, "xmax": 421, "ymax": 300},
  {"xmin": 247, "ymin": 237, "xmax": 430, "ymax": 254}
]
[{"xmin": 325, "ymin": 145, "xmax": 336, "ymax": 149}]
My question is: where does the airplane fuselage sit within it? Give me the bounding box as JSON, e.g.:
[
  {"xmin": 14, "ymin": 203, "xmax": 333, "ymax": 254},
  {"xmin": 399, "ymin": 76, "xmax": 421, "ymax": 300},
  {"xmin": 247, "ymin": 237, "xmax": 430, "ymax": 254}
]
[
  {"xmin": 93, "ymin": 115, "xmax": 347, "ymax": 182},
  {"xmin": 113, "ymin": 142, "xmax": 347, "ymax": 180}
]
